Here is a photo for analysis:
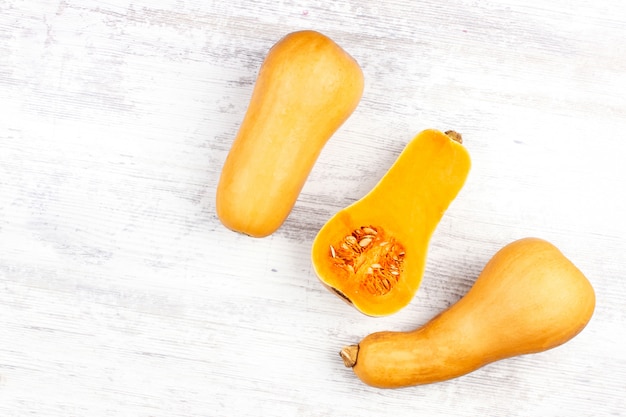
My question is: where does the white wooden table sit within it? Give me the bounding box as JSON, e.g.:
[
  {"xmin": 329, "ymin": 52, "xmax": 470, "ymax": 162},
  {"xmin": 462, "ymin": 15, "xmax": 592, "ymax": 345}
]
[{"xmin": 1, "ymin": 1, "xmax": 625, "ymax": 416}]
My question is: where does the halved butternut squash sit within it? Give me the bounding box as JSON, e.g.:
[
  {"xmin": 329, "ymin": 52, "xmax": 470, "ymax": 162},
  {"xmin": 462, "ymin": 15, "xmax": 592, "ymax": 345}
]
[{"xmin": 311, "ymin": 129, "xmax": 471, "ymax": 316}]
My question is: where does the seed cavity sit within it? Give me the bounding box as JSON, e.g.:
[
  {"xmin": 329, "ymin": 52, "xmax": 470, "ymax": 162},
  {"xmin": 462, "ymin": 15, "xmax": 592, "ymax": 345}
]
[{"xmin": 330, "ymin": 225, "xmax": 405, "ymax": 296}]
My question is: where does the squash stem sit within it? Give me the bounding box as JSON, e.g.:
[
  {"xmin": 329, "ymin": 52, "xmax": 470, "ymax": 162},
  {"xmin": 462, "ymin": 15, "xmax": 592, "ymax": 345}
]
[
  {"xmin": 445, "ymin": 130, "xmax": 463, "ymax": 144},
  {"xmin": 340, "ymin": 345, "xmax": 359, "ymax": 368}
]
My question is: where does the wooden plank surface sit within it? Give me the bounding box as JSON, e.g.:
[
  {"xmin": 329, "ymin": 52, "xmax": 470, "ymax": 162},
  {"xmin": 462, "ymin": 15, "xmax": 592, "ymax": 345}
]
[{"xmin": 1, "ymin": 0, "xmax": 625, "ymax": 416}]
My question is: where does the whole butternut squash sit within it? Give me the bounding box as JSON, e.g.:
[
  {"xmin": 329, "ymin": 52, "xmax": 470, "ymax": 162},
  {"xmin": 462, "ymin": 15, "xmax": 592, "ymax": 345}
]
[
  {"xmin": 311, "ymin": 129, "xmax": 471, "ymax": 316},
  {"xmin": 340, "ymin": 238, "xmax": 596, "ymax": 388},
  {"xmin": 216, "ymin": 30, "xmax": 364, "ymax": 237}
]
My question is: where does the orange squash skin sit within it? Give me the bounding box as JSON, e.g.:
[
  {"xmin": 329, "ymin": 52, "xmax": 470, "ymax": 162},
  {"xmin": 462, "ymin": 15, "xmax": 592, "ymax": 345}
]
[
  {"xmin": 341, "ymin": 238, "xmax": 596, "ymax": 388},
  {"xmin": 311, "ymin": 129, "xmax": 471, "ymax": 316},
  {"xmin": 216, "ymin": 30, "xmax": 364, "ymax": 237}
]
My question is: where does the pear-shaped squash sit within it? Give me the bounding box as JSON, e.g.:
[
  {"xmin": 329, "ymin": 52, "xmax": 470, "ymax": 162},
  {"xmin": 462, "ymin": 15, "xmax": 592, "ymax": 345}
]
[
  {"xmin": 216, "ymin": 30, "xmax": 364, "ymax": 237},
  {"xmin": 340, "ymin": 238, "xmax": 596, "ymax": 388},
  {"xmin": 311, "ymin": 129, "xmax": 471, "ymax": 316}
]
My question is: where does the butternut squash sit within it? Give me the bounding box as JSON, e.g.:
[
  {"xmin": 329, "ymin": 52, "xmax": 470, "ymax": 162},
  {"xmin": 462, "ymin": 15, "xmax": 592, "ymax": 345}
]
[
  {"xmin": 311, "ymin": 129, "xmax": 471, "ymax": 316},
  {"xmin": 340, "ymin": 238, "xmax": 596, "ymax": 388},
  {"xmin": 216, "ymin": 30, "xmax": 364, "ymax": 237}
]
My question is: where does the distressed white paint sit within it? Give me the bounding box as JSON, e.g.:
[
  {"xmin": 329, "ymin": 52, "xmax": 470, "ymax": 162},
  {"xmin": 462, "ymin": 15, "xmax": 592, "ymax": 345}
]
[{"xmin": 1, "ymin": 1, "xmax": 625, "ymax": 416}]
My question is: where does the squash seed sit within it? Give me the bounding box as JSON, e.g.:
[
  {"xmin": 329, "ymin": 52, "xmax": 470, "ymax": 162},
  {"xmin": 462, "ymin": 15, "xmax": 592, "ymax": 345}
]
[
  {"xmin": 359, "ymin": 237, "xmax": 372, "ymax": 247},
  {"xmin": 362, "ymin": 227, "xmax": 377, "ymax": 235}
]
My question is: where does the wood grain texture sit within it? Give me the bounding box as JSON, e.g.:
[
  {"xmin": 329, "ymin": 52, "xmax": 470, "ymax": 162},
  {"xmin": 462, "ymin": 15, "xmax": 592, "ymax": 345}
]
[{"xmin": 1, "ymin": 0, "xmax": 625, "ymax": 416}]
